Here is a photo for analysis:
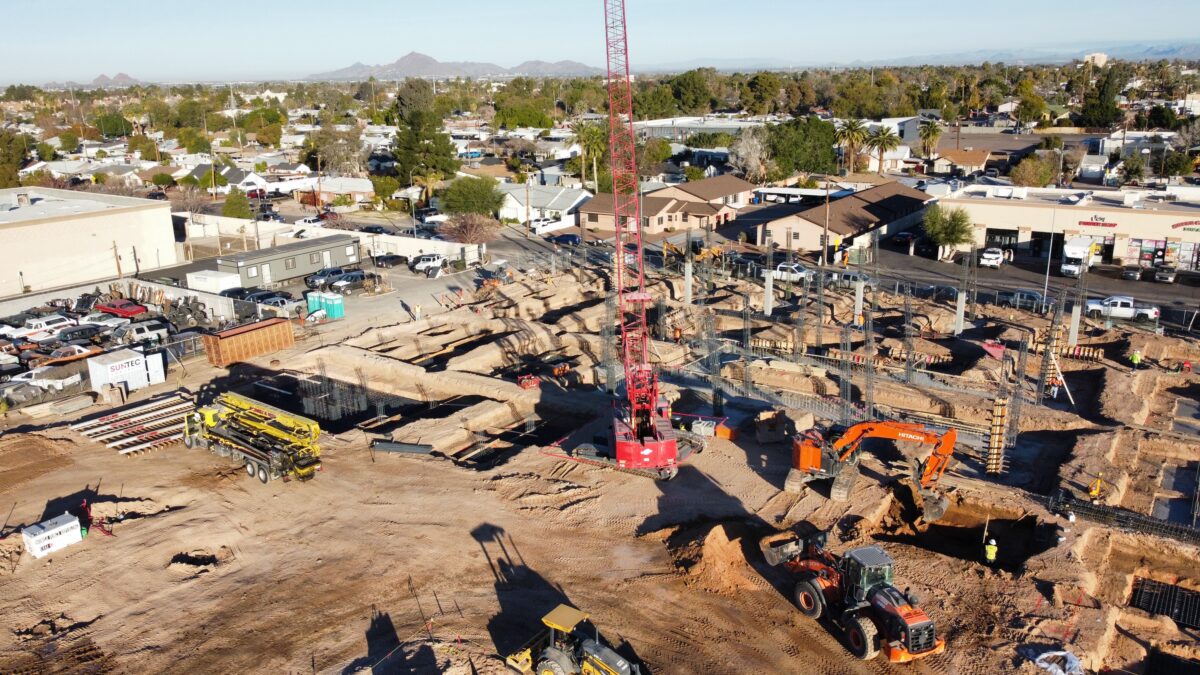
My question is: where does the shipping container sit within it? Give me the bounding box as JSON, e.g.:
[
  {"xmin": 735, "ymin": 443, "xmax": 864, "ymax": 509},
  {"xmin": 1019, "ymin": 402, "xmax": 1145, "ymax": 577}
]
[{"xmin": 201, "ymin": 318, "xmax": 295, "ymax": 368}]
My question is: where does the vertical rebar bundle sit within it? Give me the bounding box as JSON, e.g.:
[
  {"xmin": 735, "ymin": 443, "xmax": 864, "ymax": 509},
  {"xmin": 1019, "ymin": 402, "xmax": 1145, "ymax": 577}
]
[
  {"xmin": 863, "ymin": 294, "xmax": 876, "ymax": 419},
  {"xmin": 601, "ymin": 293, "xmax": 617, "ymax": 394},
  {"xmin": 1036, "ymin": 293, "xmax": 1067, "ymax": 402},
  {"xmin": 1006, "ymin": 338, "xmax": 1029, "ymax": 450},
  {"xmin": 903, "ymin": 285, "xmax": 915, "ymax": 383},
  {"xmin": 839, "ymin": 323, "xmax": 854, "ymax": 424},
  {"xmin": 986, "ymin": 396, "xmax": 1009, "ymax": 474}
]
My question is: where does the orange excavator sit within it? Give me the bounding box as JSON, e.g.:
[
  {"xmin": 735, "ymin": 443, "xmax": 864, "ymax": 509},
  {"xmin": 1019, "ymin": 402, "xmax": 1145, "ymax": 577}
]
[{"xmin": 785, "ymin": 421, "xmax": 956, "ymax": 521}]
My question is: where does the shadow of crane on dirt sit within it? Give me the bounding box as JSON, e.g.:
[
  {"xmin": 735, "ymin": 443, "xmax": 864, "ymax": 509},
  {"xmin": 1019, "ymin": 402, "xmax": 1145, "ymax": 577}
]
[
  {"xmin": 340, "ymin": 605, "xmax": 438, "ymax": 674},
  {"xmin": 474, "ymin": 523, "xmax": 572, "ymax": 658}
]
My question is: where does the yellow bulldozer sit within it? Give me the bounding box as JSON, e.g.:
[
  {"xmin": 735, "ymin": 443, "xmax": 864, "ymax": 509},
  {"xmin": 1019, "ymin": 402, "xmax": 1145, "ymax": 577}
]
[{"xmin": 505, "ymin": 605, "xmax": 640, "ymax": 675}]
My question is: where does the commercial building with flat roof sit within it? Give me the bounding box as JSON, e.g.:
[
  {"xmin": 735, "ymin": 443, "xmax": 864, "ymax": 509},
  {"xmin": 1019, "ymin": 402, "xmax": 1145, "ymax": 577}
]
[
  {"xmin": 0, "ymin": 187, "xmax": 177, "ymax": 297},
  {"xmin": 940, "ymin": 185, "xmax": 1200, "ymax": 270}
]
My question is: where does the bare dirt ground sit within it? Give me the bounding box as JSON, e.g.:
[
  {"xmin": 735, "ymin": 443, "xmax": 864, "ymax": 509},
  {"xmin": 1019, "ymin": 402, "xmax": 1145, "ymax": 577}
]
[{"xmin": 0, "ymin": 262, "xmax": 1197, "ymax": 674}]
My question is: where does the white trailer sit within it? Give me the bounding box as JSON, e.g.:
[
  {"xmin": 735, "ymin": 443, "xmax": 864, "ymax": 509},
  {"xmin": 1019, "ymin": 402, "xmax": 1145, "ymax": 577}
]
[
  {"xmin": 22, "ymin": 512, "xmax": 83, "ymax": 559},
  {"xmin": 185, "ymin": 270, "xmax": 243, "ymax": 294}
]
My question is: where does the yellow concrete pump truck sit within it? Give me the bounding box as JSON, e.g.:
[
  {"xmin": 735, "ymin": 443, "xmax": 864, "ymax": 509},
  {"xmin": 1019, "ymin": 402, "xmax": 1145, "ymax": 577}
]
[{"xmin": 183, "ymin": 392, "xmax": 322, "ymax": 483}]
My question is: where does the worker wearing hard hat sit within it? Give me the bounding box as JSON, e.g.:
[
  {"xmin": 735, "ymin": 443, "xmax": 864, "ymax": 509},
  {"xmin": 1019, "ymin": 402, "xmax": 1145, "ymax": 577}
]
[{"xmin": 984, "ymin": 539, "xmax": 998, "ymax": 566}]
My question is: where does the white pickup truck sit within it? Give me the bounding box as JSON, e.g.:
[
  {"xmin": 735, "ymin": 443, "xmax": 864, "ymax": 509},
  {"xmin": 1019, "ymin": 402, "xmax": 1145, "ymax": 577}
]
[
  {"xmin": 0, "ymin": 314, "xmax": 77, "ymax": 342},
  {"xmin": 1085, "ymin": 296, "xmax": 1160, "ymax": 323}
]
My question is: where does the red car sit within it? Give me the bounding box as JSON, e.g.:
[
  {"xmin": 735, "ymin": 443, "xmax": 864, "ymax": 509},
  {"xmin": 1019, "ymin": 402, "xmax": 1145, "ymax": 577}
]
[{"xmin": 95, "ymin": 298, "xmax": 148, "ymax": 319}]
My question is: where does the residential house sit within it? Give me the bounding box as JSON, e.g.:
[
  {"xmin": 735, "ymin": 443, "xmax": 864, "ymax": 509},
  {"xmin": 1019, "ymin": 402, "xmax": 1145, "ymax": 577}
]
[
  {"xmin": 136, "ymin": 166, "xmax": 187, "ymax": 185},
  {"xmin": 861, "ymin": 144, "xmax": 914, "ymax": 173},
  {"xmin": 534, "ymin": 139, "xmax": 582, "ymax": 161},
  {"xmin": 91, "ymin": 164, "xmax": 145, "ymax": 187},
  {"xmin": 307, "ymin": 177, "xmax": 375, "ymax": 206},
  {"xmin": 931, "ymin": 148, "xmax": 992, "ymax": 176},
  {"xmin": 183, "ymin": 164, "xmax": 269, "ymax": 194},
  {"xmin": 1098, "ymin": 130, "xmax": 1178, "ymax": 157},
  {"xmin": 874, "ymin": 117, "xmax": 923, "ymax": 144},
  {"xmin": 749, "ymin": 181, "xmax": 932, "ymax": 251},
  {"xmin": 267, "ymin": 162, "xmax": 311, "ymax": 178},
  {"xmin": 577, "ymin": 193, "xmax": 726, "ymax": 235},
  {"xmin": 497, "ymin": 184, "xmax": 592, "ymax": 225},
  {"xmin": 534, "ymin": 161, "xmax": 582, "ymax": 189},
  {"xmin": 650, "ymin": 174, "xmax": 756, "ymax": 224}
]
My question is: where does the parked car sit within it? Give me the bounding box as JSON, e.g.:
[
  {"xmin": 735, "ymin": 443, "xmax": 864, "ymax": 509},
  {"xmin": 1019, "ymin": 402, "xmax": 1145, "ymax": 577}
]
[
  {"xmin": 985, "ymin": 168, "xmax": 1000, "ymax": 178},
  {"xmin": 28, "ymin": 344, "xmax": 102, "ymax": 368},
  {"xmin": 112, "ymin": 320, "xmax": 171, "ymax": 345},
  {"xmin": 0, "ymin": 314, "xmax": 76, "ymax": 341},
  {"xmin": 329, "ymin": 271, "xmax": 381, "ymax": 295},
  {"xmin": 95, "ymin": 298, "xmax": 149, "ymax": 319},
  {"xmin": 318, "ymin": 211, "xmax": 339, "ymax": 221},
  {"xmin": 835, "ymin": 270, "xmax": 875, "ymax": 288},
  {"xmin": 219, "ymin": 287, "xmax": 256, "ymax": 300},
  {"xmin": 890, "ymin": 232, "xmax": 917, "ymax": 247},
  {"xmin": 995, "ymin": 289, "xmax": 1050, "ymax": 312},
  {"xmin": 6, "ymin": 366, "xmax": 84, "ymax": 392},
  {"xmin": 763, "ymin": 262, "xmax": 810, "ymax": 282},
  {"xmin": 1121, "ymin": 265, "xmax": 1144, "ymax": 281},
  {"xmin": 259, "ymin": 297, "xmax": 305, "ymax": 314},
  {"xmin": 41, "ymin": 324, "xmax": 105, "ymax": 347},
  {"xmin": 146, "ymin": 191, "xmax": 168, "ymax": 201},
  {"xmin": 373, "ymin": 254, "xmax": 407, "ymax": 268},
  {"xmin": 297, "ymin": 216, "xmax": 323, "ymax": 226},
  {"xmin": 978, "ymin": 247, "xmax": 1004, "ymax": 269},
  {"xmin": 245, "ymin": 290, "xmax": 293, "ymax": 304},
  {"xmin": 1154, "ymin": 266, "xmax": 1177, "ymax": 284},
  {"xmin": 415, "ymin": 207, "xmax": 440, "ymax": 222},
  {"xmin": 409, "ymin": 254, "xmax": 447, "ymax": 273},
  {"xmin": 306, "ymin": 267, "xmax": 349, "ymax": 289},
  {"xmin": 76, "ymin": 312, "xmax": 131, "ymax": 331},
  {"xmin": 359, "ymin": 225, "xmax": 388, "ymax": 235},
  {"xmin": 527, "ymin": 217, "xmax": 556, "ymax": 230},
  {"xmin": 246, "ymin": 189, "xmax": 266, "ymax": 199},
  {"xmin": 257, "ymin": 212, "xmax": 285, "ymax": 222},
  {"xmin": 547, "ymin": 233, "xmax": 582, "ymax": 246},
  {"xmin": 1085, "ymin": 296, "xmax": 1159, "ymax": 323}
]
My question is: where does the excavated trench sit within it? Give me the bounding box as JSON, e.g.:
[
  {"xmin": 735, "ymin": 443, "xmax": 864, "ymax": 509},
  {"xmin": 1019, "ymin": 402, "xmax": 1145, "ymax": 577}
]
[
  {"xmin": 873, "ymin": 495, "xmax": 1059, "ymax": 574},
  {"xmin": 250, "ymin": 373, "xmax": 425, "ymax": 434},
  {"xmin": 410, "ymin": 332, "xmax": 516, "ymax": 372}
]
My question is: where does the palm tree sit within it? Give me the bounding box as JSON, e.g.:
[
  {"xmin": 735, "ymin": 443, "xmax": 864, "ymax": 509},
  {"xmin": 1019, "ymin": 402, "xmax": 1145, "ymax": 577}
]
[
  {"xmin": 918, "ymin": 119, "xmax": 943, "ymax": 159},
  {"xmin": 866, "ymin": 126, "xmax": 902, "ymax": 175},
  {"xmin": 574, "ymin": 122, "xmax": 606, "ymax": 191},
  {"xmin": 834, "ymin": 119, "xmax": 869, "ymax": 173},
  {"xmin": 412, "ymin": 169, "xmax": 443, "ymax": 205}
]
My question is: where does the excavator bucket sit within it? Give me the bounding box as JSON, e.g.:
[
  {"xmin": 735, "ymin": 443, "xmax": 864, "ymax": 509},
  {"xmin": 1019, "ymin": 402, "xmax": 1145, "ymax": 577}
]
[{"xmin": 919, "ymin": 490, "xmax": 949, "ymax": 523}]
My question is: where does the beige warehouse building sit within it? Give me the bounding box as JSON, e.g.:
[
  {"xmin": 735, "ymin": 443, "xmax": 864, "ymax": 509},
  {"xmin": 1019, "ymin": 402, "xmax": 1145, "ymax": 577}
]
[
  {"xmin": 0, "ymin": 187, "xmax": 178, "ymax": 297},
  {"xmin": 940, "ymin": 185, "xmax": 1200, "ymax": 271}
]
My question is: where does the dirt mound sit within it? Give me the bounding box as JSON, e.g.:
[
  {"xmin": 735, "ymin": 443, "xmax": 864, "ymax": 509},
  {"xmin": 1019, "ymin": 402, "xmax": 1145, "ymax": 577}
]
[
  {"xmin": 0, "ymin": 435, "xmax": 73, "ymax": 493},
  {"xmin": 668, "ymin": 521, "xmax": 760, "ymax": 595}
]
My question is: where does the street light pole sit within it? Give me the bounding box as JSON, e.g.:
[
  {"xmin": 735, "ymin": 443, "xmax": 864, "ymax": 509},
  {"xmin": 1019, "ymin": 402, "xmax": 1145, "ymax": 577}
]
[
  {"xmin": 1042, "ymin": 206, "xmax": 1056, "ymax": 300},
  {"xmin": 822, "ymin": 178, "xmax": 831, "ymax": 266}
]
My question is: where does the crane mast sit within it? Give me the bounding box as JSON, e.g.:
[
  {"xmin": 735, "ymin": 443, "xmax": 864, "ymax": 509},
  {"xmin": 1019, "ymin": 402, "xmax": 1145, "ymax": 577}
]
[{"xmin": 602, "ymin": 0, "xmax": 679, "ymax": 477}]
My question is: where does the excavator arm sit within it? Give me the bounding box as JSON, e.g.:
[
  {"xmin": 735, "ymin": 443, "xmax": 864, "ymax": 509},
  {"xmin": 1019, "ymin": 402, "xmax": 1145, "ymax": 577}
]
[{"xmin": 792, "ymin": 421, "xmax": 957, "ymax": 521}]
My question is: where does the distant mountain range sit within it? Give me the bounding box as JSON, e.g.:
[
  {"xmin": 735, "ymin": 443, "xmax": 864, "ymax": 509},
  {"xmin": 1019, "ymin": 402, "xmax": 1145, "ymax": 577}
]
[
  {"xmin": 307, "ymin": 52, "xmax": 603, "ymax": 80},
  {"xmin": 640, "ymin": 41, "xmax": 1200, "ymax": 72},
  {"xmin": 43, "ymin": 73, "xmax": 142, "ymax": 89}
]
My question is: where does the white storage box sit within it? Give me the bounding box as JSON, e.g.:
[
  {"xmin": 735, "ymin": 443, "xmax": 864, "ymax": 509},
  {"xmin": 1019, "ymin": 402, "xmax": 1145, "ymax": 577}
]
[{"xmin": 22, "ymin": 512, "xmax": 82, "ymax": 559}]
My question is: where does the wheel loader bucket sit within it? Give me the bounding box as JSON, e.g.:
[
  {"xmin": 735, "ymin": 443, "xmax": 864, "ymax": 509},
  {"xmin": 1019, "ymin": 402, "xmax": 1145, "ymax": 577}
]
[
  {"xmin": 759, "ymin": 533, "xmax": 802, "ymax": 567},
  {"xmin": 919, "ymin": 491, "xmax": 949, "ymax": 523}
]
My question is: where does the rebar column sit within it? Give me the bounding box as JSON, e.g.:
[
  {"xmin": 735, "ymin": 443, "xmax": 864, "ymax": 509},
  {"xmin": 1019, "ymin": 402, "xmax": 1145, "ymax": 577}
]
[
  {"xmin": 1006, "ymin": 338, "xmax": 1029, "ymax": 449},
  {"xmin": 986, "ymin": 396, "xmax": 1009, "ymax": 474},
  {"xmin": 840, "ymin": 324, "xmax": 859, "ymax": 422},
  {"xmin": 815, "ymin": 268, "xmax": 826, "ymax": 351},
  {"xmin": 795, "ymin": 274, "xmax": 809, "ymax": 355},
  {"xmin": 903, "ymin": 285, "xmax": 915, "ymax": 383},
  {"xmin": 1036, "ymin": 293, "xmax": 1067, "ymax": 402},
  {"xmin": 703, "ymin": 310, "xmax": 723, "ymax": 416},
  {"xmin": 601, "ymin": 292, "xmax": 617, "ymax": 394},
  {"xmin": 863, "ymin": 293, "xmax": 876, "ymax": 419}
]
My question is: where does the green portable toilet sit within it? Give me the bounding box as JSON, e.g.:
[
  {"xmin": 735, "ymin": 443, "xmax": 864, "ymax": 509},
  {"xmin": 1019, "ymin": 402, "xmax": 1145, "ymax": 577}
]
[
  {"xmin": 325, "ymin": 293, "xmax": 345, "ymax": 319},
  {"xmin": 306, "ymin": 292, "xmax": 323, "ymax": 314}
]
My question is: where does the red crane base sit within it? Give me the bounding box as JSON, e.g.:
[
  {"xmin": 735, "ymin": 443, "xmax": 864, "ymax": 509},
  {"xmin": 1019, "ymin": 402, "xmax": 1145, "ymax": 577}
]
[{"xmin": 612, "ymin": 409, "xmax": 679, "ymax": 478}]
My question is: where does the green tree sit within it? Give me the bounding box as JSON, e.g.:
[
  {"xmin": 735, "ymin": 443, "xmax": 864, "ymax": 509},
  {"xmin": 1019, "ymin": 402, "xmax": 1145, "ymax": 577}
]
[
  {"xmin": 572, "ymin": 121, "xmax": 606, "ymax": 189},
  {"xmin": 921, "ymin": 205, "xmax": 973, "ymax": 258},
  {"xmin": 393, "ymin": 109, "xmax": 460, "ymax": 181},
  {"xmin": 742, "ymin": 72, "xmax": 782, "ymax": 115},
  {"xmin": 441, "ymin": 176, "xmax": 504, "ymax": 215},
  {"xmin": 197, "ymin": 168, "xmax": 228, "ymax": 192},
  {"xmin": 917, "ymin": 119, "xmax": 942, "ymax": 158},
  {"xmin": 1147, "ymin": 105, "xmax": 1178, "ymax": 130},
  {"xmin": 1120, "ymin": 153, "xmax": 1145, "ymax": 183},
  {"xmin": 671, "ymin": 69, "xmax": 713, "ymax": 114},
  {"xmin": 684, "ymin": 165, "xmax": 706, "ymax": 182},
  {"xmin": 369, "ymin": 175, "xmax": 400, "ymax": 201},
  {"xmin": 58, "ymin": 131, "xmax": 79, "ymax": 153},
  {"xmin": 151, "ymin": 173, "xmax": 175, "ymax": 188},
  {"xmin": 632, "ymin": 84, "xmax": 677, "ymax": 120},
  {"xmin": 639, "ymin": 137, "xmax": 673, "ymax": 175},
  {"xmin": 767, "ymin": 117, "xmax": 837, "ymax": 176},
  {"xmin": 1039, "ymin": 135, "xmax": 1064, "ymax": 150},
  {"xmin": 94, "ymin": 112, "xmax": 133, "ymax": 137},
  {"xmin": 686, "ymin": 132, "xmax": 735, "ymax": 148},
  {"xmin": 35, "ymin": 142, "xmax": 56, "ymax": 161},
  {"xmin": 834, "ymin": 119, "xmax": 869, "ymax": 172},
  {"xmin": 1162, "ymin": 151, "xmax": 1194, "ymax": 177},
  {"xmin": 1079, "ymin": 65, "xmax": 1129, "ymax": 127},
  {"xmin": 1011, "ymin": 155, "xmax": 1055, "ymax": 186},
  {"xmin": 412, "ymin": 169, "xmax": 444, "ymax": 205},
  {"xmin": 222, "ymin": 187, "xmax": 252, "ymax": 219},
  {"xmin": 865, "ymin": 126, "xmax": 901, "ymax": 175},
  {"xmin": 177, "ymin": 127, "xmax": 211, "ymax": 153},
  {"xmin": 126, "ymin": 135, "xmax": 159, "ymax": 160},
  {"xmin": 1015, "ymin": 93, "xmax": 1047, "ymax": 128},
  {"xmin": 0, "ymin": 131, "xmax": 30, "ymax": 188},
  {"xmin": 394, "ymin": 79, "xmax": 435, "ymax": 122}
]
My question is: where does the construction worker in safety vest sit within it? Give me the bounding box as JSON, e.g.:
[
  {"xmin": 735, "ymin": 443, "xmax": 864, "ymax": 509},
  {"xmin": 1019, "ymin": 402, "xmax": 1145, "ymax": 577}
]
[
  {"xmin": 984, "ymin": 539, "xmax": 998, "ymax": 566},
  {"xmin": 1130, "ymin": 349, "xmax": 1142, "ymax": 370}
]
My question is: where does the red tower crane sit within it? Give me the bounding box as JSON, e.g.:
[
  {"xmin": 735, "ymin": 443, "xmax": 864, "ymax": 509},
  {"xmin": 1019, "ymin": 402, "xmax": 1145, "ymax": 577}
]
[{"xmin": 601, "ymin": 0, "xmax": 680, "ymax": 478}]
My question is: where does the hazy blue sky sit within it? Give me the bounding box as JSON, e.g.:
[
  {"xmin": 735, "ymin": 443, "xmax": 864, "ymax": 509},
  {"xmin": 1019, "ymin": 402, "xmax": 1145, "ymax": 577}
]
[{"xmin": 4, "ymin": 0, "xmax": 1200, "ymax": 83}]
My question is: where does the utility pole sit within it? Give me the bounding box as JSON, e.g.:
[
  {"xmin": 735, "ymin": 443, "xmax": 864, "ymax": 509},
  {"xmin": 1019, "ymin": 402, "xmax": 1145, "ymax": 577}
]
[
  {"xmin": 821, "ymin": 178, "xmax": 831, "ymax": 266},
  {"xmin": 112, "ymin": 241, "xmax": 123, "ymax": 278}
]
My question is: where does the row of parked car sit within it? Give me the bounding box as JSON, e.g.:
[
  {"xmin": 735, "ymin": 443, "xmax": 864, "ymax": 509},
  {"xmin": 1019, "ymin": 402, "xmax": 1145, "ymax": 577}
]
[{"xmin": 0, "ymin": 295, "xmax": 180, "ymax": 385}]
